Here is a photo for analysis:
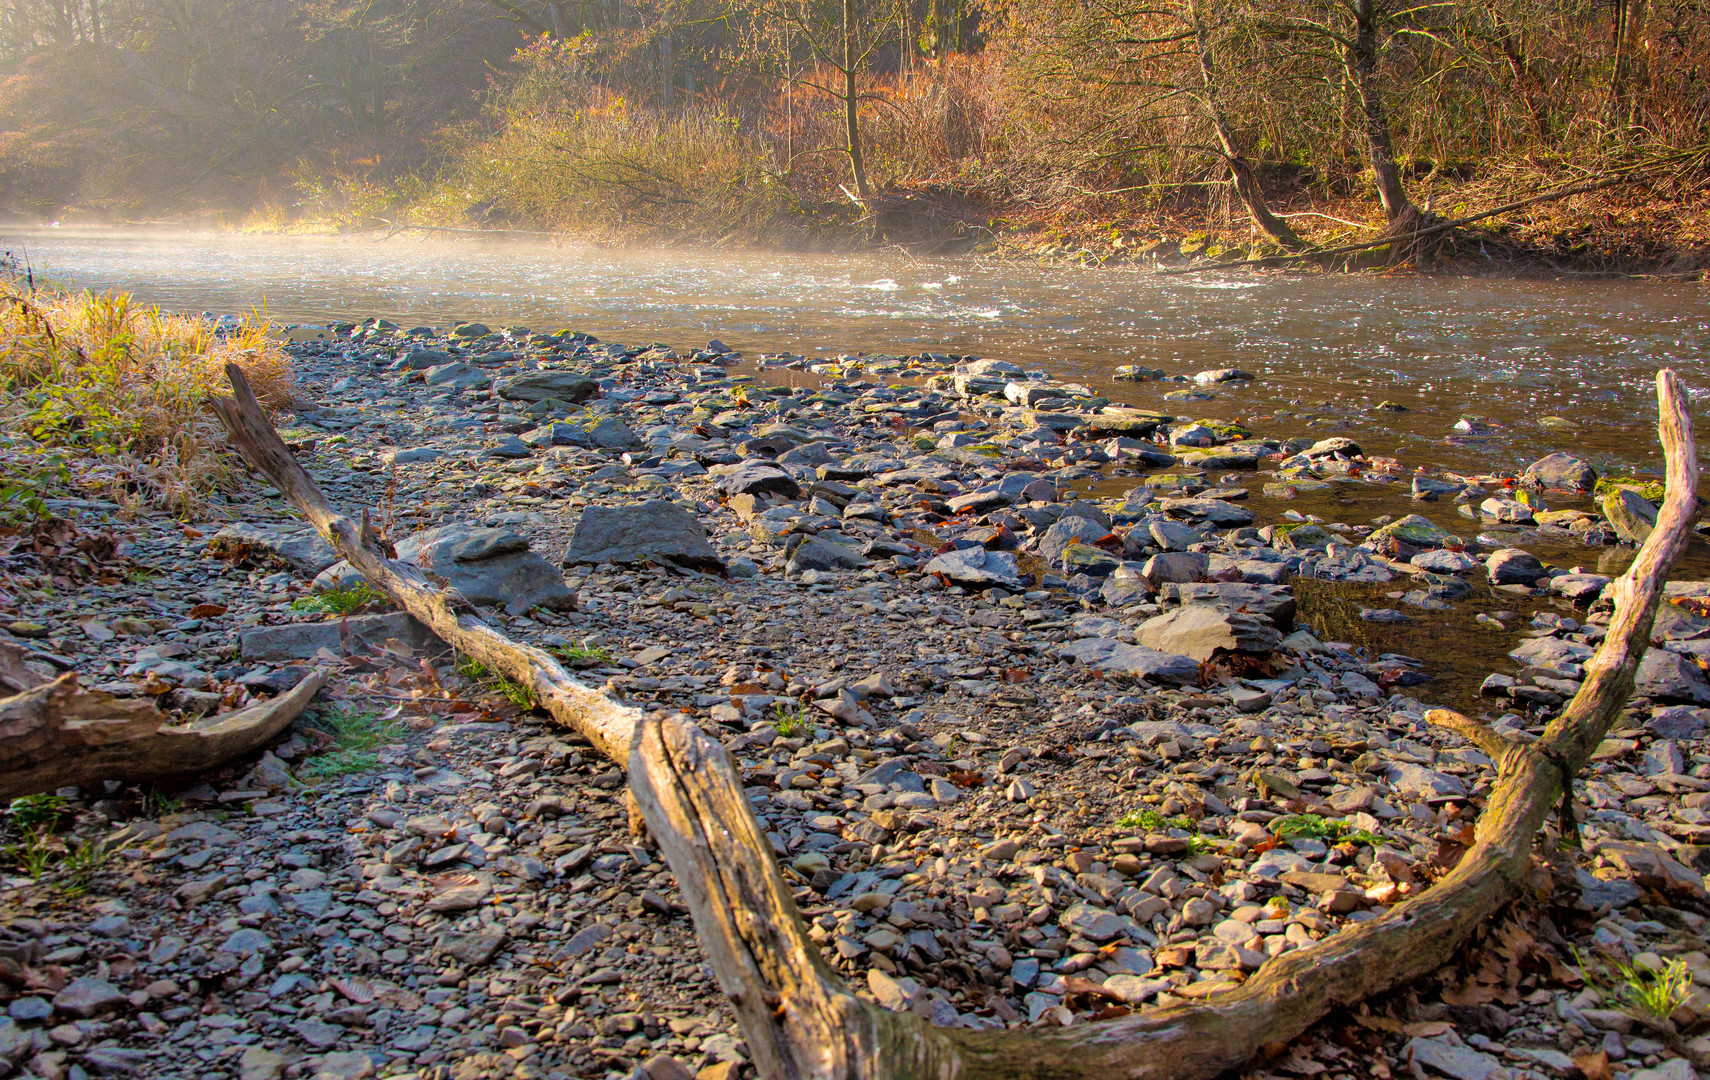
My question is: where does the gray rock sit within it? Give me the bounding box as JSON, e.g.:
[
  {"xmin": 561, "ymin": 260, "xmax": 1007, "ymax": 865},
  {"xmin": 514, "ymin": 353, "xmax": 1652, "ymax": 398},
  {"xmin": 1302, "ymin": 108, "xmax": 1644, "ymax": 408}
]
[
  {"xmin": 1648, "ymin": 706, "xmax": 1710, "ymax": 740},
  {"xmin": 1039, "ymin": 517, "xmax": 1110, "ymax": 562},
  {"xmin": 923, "ymin": 548, "xmax": 1025, "ymax": 590},
  {"xmin": 1552, "ymin": 573, "xmax": 1611, "ymax": 603},
  {"xmin": 1403, "ymin": 1037, "xmax": 1503, "ymax": 1080},
  {"xmin": 1149, "ymin": 519, "xmax": 1204, "ymax": 551},
  {"xmin": 1162, "ymin": 582, "xmax": 1295, "ymax": 628},
  {"xmin": 1382, "ymin": 762, "xmax": 1468, "ymax": 799},
  {"xmin": 1136, "ymin": 606, "xmax": 1280, "ymax": 661},
  {"xmin": 240, "ymin": 612, "xmax": 442, "ymax": 661},
  {"xmin": 422, "ymin": 362, "xmax": 491, "ymax": 390},
  {"xmin": 1636, "ymin": 648, "xmax": 1710, "ymax": 704},
  {"xmin": 396, "ymin": 525, "xmax": 577, "ymax": 613},
  {"xmin": 715, "ymin": 464, "xmax": 802, "ymax": 499},
  {"xmin": 52, "ymin": 977, "xmax": 125, "ymax": 1018},
  {"xmin": 1058, "ymin": 903, "xmax": 1124, "ymax": 942},
  {"xmin": 1159, "ymin": 497, "xmax": 1253, "ymax": 528},
  {"xmin": 1057, "ymin": 638, "xmax": 1199, "ymax": 685},
  {"xmin": 579, "ymin": 415, "xmax": 642, "ymax": 451},
  {"xmin": 495, "ymin": 370, "xmax": 599, "ymax": 404},
  {"xmin": 398, "ymin": 348, "xmax": 454, "ymax": 370},
  {"xmin": 213, "ymin": 523, "xmax": 339, "ymax": 576},
  {"xmin": 1523, "ymin": 452, "xmax": 1597, "ymax": 492},
  {"xmin": 438, "ymin": 929, "xmax": 506, "ymax": 967},
  {"xmin": 1485, "ymin": 547, "xmax": 1546, "ymax": 585},
  {"xmin": 485, "ymin": 434, "xmax": 532, "ymax": 459},
  {"xmin": 1141, "ymin": 551, "xmax": 1209, "ymax": 586},
  {"xmin": 1409, "ymin": 549, "xmax": 1479, "ymax": 574},
  {"xmin": 1508, "ymin": 635, "xmax": 1595, "ymax": 674},
  {"xmin": 566, "ymin": 501, "xmax": 723, "ymax": 571},
  {"xmin": 786, "ymin": 535, "xmax": 870, "ymax": 573}
]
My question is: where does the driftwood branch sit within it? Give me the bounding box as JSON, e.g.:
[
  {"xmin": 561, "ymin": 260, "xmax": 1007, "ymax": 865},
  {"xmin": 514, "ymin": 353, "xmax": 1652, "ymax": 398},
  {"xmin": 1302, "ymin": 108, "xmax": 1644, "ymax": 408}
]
[
  {"xmin": 1424, "ymin": 706, "xmax": 1519, "ymax": 763},
  {"xmin": 631, "ymin": 372, "xmax": 1698, "ymax": 1080},
  {"xmin": 208, "ymin": 364, "xmax": 642, "ymax": 764},
  {"xmin": 0, "ymin": 669, "xmax": 327, "ymax": 801}
]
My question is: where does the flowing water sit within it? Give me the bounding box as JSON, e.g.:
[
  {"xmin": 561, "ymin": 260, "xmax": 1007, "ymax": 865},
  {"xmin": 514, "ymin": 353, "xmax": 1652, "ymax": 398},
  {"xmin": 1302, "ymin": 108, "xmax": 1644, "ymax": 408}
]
[{"xmin": 9, "ymin": 226, "xmax": 1710, "ymax": 706}]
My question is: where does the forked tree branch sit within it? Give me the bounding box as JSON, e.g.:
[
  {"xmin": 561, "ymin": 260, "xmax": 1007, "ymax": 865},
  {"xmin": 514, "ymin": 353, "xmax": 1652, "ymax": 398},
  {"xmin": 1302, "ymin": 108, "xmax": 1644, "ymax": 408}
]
[
  {"xmin": 631, "ymin": 371, "xmax": 1699, "ymax": 1080},
  {"xmin": 208, "ymin": 363, "xmax": 642, "ymax": 763}
]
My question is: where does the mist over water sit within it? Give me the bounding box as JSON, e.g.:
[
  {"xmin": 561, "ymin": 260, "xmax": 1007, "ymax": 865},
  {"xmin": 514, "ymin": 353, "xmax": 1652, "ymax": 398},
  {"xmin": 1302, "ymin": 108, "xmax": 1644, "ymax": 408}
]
[{"xmin": 9, "ymin": 226, "xmax": 1709, "ymax": 477}]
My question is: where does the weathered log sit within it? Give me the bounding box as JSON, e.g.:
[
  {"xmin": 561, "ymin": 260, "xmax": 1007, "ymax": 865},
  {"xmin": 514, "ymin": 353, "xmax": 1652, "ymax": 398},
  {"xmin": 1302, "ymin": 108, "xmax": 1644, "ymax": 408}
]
[
  {"xmin": 208, "ymin": 364, "xmax": 642, "ymax": 763},
  {"xmin": 0, "ymin": 669, "xmax": 327, "ymax": 801},
  {"xmin": 630, "ymin": 374, "xmax": 1698, "ymax": 1080}
]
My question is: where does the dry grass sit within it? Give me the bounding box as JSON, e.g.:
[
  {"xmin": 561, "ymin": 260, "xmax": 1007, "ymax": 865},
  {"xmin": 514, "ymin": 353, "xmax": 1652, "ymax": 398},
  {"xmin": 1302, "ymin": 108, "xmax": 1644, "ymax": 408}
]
[{"xmin": 0, "ymin": 282, "xmax": 295, "ymax": 518}]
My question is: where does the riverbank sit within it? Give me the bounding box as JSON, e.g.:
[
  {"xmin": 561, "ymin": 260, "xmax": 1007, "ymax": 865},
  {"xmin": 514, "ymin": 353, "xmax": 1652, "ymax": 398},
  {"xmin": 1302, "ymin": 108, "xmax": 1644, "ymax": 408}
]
[{"xmin": 2, "ymin": 312, "xmax": 1709, "ymax": 1080}]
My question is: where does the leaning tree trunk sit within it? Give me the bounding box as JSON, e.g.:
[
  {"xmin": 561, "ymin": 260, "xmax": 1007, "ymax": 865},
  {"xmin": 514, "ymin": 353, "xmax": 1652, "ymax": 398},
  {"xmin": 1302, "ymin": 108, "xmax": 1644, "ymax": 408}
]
[
  {"xmin": 208, "ymin": 365, "xmax": 643, "ymax": 764},
  {"xmin": 1347, "ymin": 0, "xmax": 1414, "ymax": 225},
  {"xmin": 1188, "ymin": 0, "xmax": 1305, "ymax": 251},
  {"xmin": 631, "ymin": 373, "xmax": 1699, "ymax": 1080}
]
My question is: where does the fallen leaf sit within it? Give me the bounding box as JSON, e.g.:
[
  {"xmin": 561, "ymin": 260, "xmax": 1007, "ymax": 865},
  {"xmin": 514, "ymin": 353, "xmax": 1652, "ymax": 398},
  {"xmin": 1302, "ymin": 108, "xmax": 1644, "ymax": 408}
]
[
  {"xmin": 1401, "ymin": 1021, "xmax": 1453, "ymax": 1037},
  {"xmin": 189, "ymin": 603, "xmax": 227, "ymax": 618},
  {"xmin": 330, "ymin": 976, "xmax": 375, "ymax": 1004},
  {"xmin": 948, "ymin": 770, "xmax": 985, "ymax": 788},
  {"xmin": 181, "ymin": 527, "xmax": 205, "ymax": 539},
  {"xmin": 1573, "ymin": 1051, "xmax": 1613, "ymax": 1080}
]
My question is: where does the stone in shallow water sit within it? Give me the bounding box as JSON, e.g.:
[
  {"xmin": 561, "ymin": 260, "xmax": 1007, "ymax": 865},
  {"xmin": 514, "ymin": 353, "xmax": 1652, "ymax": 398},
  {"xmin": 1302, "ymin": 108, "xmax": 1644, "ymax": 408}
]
[{"xmin": 1523, "ymin": 451, "xmax": 1597, "ymax": 492}]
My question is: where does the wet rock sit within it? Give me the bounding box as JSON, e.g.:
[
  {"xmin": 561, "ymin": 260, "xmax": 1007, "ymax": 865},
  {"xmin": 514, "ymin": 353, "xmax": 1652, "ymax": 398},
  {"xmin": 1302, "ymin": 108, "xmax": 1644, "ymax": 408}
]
[
  {"xmin": 1136, "ymin": 606, "xmax": 1280, "ymax": 661},
  {"xmin": 1485, "ymin": 547, "xmax": 1546, "ymax": 585},
  {"xmin": 566, "ymin": 501, "xmax": 723, "ymax": 571},
  {"xmin": 1160, "ymin": 497, "xmax": 1252, "ymax": 528},
  {"xmin": 1602, "ymin": 487, "xmax": 1658, "ymax": 544},
  {"xmin": 1368, "ymin": 514, "xmax": 1454, "ymax": 552},
  {"xmin": 1410, "ymin": 549, "xmax": 1478, "ymax": 574},
  {"xmin": 1193, "ymin": 368, "xmax": 1254, "ymax": 384},
  {"xmin": 1523, "ymin": 452, "xmax": 1597, "ymax": 492}
]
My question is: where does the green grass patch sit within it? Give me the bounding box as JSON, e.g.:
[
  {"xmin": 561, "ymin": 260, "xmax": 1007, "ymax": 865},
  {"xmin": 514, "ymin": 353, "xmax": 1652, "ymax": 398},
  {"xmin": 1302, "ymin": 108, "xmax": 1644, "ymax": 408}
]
[
  {"xmin": 1117, "ymin": 808, "xmax": 1193, "ymax": 832},
  {"xmin": 290, "ymin": 582, "xmax": 388, "ymax": 615},
  {"xmin": 1270, "ymin": 813, "xmax": 1379, "ymax": 846},
  {"xmin": 772, "ymin": 703, "xmax": 811, "ymax": 738},
  {"xmin": 550, "ymin": 643, "xmax": 612, "ymax": 666},
  {"xmin": 299, "ymin": 707, "xmax": 404, "ymax": 781},
  {"xmin": 1577, "ymin": 948, "xmax": 1694, "ymax": 1021},
  {"xmin": 454, "ymin": 655, "xmax": 536, "ymax": 707}
]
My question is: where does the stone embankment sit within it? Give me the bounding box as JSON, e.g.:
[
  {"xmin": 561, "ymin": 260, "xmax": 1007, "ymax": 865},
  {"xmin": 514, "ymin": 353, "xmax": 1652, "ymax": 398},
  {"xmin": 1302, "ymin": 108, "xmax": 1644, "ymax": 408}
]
[{"xmin": 0, "ymin": 317, "xmax": 1706, "ymax": 1080}]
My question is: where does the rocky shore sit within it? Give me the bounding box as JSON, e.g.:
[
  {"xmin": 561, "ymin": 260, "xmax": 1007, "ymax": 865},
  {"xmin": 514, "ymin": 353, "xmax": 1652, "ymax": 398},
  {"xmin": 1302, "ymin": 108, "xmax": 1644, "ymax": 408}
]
[{"xmin": 0, "ymin": 317, "xmax": 1707, "ymax": 1080}]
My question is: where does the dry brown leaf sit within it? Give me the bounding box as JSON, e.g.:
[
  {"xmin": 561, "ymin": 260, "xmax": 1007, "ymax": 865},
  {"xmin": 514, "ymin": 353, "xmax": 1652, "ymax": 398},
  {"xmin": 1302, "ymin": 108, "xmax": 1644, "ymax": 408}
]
[
  {"xmin": 1401, "ymin": 1020, "xmax": 1453, "ymax": 1037},
  {"xmin": 189, "ymin": 603, "xmax": 227, "ymax": 618},
  {"xmin": 1574, "ymin": 1051, "xmax": 1613, "ymax": 1080},
  {"xmin": 330, "ymin": 976, "xmax": 375, "ymax": 1004}
]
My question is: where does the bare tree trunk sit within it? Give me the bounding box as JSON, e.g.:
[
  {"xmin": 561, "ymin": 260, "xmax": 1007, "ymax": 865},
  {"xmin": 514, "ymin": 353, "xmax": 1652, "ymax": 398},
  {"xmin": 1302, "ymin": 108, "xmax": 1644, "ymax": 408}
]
[
  {"xmin": 631, "ymin": 371, "xmax": 1699, "ymax": 1080},
  {"xmin": 843, "ymin": 0, "xmax": 872, "ymax": 200},
  {"xmin": 1188, "ymin": 0, "xmax": 1304, "ymax": 250},
  {"xmin": 1347, "ymin": 0, "xmax": 1413, "ymax": 222}
]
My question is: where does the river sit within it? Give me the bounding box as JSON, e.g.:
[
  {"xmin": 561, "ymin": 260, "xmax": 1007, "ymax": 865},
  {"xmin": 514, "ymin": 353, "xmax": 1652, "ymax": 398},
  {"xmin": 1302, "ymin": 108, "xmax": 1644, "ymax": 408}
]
[{"xmin": 8, "ymin": 226, "xmax": 1709, "ymax": 480}]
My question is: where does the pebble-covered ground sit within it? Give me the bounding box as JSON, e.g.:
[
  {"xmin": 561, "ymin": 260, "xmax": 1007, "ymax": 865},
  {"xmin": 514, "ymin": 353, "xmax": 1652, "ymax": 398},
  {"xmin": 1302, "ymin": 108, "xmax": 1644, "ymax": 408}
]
[{"xmin": 2, "ymin": 319, "xmax": 1709, "ymax": 1080}]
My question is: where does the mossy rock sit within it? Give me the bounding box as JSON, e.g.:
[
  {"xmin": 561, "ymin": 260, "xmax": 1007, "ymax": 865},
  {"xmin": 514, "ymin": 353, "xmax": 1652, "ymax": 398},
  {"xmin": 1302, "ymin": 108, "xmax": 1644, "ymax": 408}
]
[{"xmin": 1594, "ymin": 476, "xmax": 1666, "ymax": 504}]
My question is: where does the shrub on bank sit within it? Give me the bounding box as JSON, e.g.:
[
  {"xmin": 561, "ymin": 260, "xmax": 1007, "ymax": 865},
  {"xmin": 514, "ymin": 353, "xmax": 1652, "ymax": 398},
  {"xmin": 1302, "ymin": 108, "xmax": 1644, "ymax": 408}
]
[{"xmin": 0, "ymin": 277, "xmax": 294, "ymax": 519}]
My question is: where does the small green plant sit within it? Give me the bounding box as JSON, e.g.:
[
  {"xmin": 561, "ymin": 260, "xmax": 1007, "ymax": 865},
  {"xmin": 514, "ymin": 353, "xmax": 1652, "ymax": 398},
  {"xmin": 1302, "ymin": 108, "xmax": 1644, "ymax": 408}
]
[
  {"xmin": 1270, "ymin": 814, "xmax": 1380, "ymax": 846},
  {"xmin": 59, "ymin": 837, "xmax": 108, "ymax": 896},
  {"xmin": 7, "ymin": 828, "xmax": 54, "ymax": 879},
  {"xmin": 290, "ymin": 582, "xmax": 387, "ymax": 615},
  {"xmin": 1118, "ymin": 808, "xmax": 1194, "ymax": 832},
  {"xmin": 550, "ymin": 643, "xmax": 612, "ymax": 666},
  {"xmin": 1577, "ymin": 949, "xmax": 1695, "ymax": 1022},
  {"xmin": 491, "ymin": 676, "xmax": 535, "ymax": 707},
  {"xmin": 455, "ymin": 656, "xmax": 492, "ymax": 680},
  {"xmin": 299, "ymin": 707, "xmax": 405, "ymax": 781},
  {"xmin": 772, "ymin": 703, "xmax": 810, "ymax": 738},
  {"xmin": 7, "ymin": 793, "xmax": 67, "ymax": 832}
]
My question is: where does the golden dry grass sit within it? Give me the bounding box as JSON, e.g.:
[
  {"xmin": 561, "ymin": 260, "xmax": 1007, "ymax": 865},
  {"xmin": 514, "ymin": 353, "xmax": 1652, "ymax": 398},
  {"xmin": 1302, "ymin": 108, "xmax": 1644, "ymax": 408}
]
[{"xmin": 0, "ymin": 285, "xmax": 295, "ymax": 518}]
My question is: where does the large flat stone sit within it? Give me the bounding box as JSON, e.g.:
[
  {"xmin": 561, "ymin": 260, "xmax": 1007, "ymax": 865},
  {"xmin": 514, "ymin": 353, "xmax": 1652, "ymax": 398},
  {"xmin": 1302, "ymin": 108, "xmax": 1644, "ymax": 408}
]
[
  {"xmin": 1057, "ymin": 638, "xmax": 1199, "ymax": 685},
  {"xmin": 566, "ymin": 501, "xmax": 723, "ymax": 571},
  {"xmin": 240, "ymin": 612, "xmax": 443, "ymax": 661},
  {"xmin": 214, "ymin": 523, "xmax": 339, "ymax": 576},
  {"xmin": 494, "ymin": 370, "xmax": 599, "ymax": 404},
  {"xmin": 1135, "ymin": 605, "xmax": 1280, "ymax": 661}
]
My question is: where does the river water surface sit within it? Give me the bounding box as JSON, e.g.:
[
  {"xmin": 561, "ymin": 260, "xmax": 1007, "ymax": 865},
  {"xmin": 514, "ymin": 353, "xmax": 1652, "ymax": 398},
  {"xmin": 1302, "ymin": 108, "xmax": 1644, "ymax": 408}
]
[{"xmin": 9, "ymin": 226, "xmax": 1709, "ymax": 479}]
